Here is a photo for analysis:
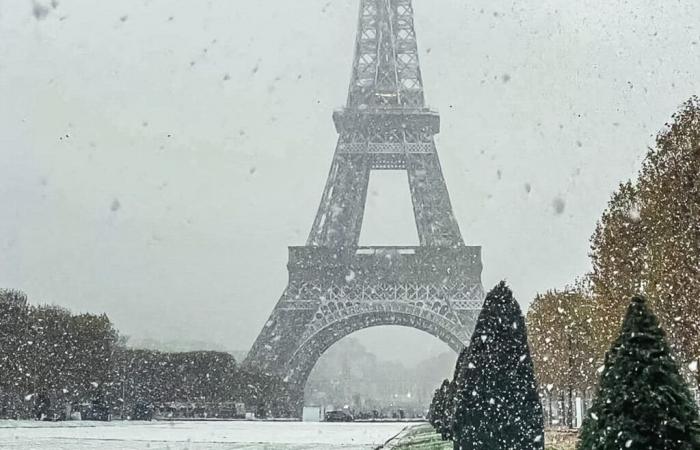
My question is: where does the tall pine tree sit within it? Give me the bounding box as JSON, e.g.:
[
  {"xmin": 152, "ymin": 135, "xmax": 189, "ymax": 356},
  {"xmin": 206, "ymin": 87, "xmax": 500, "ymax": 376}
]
[
  {"xmin": 429, "ymin": 379, "xmax": 451, "ymax": 439},
  {"xmin": 453, "ymin": 281, "xmax": 544, "ymax": 450},
  {"xmin": 578, "ymin": 296, "xmax": 700, "ymax": 450},
  {"xmin": 450, "ymin": 347, "xmax": 470, "ymax": 439}
]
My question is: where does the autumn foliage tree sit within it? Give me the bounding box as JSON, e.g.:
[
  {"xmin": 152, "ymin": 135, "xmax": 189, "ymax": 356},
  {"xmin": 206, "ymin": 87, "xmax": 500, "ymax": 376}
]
[
  {"xmin": 590, "ymin": 96, "xmax": 700, "ymax": 371},
  {"xmin": 527, "ymin": 285, "xmax": 599, "ymax": 427},
  {"xmin": 589, "ymin": 182, "xmax": 647, "ymax": 349},
  {"xmin": 524, "ymin": 98, "xmax": 700, "ymax": 429}
]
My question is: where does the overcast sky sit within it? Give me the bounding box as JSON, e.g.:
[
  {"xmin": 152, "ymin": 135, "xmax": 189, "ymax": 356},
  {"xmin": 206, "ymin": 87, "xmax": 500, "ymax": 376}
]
[{"xmin": 1, "ymin": 0, "xmax": 698, "ymax": 363}]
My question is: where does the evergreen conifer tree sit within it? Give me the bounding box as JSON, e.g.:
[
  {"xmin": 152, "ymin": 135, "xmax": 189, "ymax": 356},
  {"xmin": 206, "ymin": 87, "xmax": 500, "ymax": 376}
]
[
  {"xmin": 430, "ymin": 379, "xmax": 451, "ymax": 438},
  {"xmin": 429, "ymin": 381, "xmax": 442, "ymax": 429},
  {"xmin": 429, "ymin": 387, "xmax": 438, "ymax": 426},
  {"xmin": 450, "ymin": 347, "xmax": 470, "ymax": 440},
  {"xmin": 442, "ymin": 380, "xmax": 456, "ymax": 439},
  {"xmin": 453, "ymin": 281, "xmax": 544, "ymax": 450},
  {"xmin": 578, "ymin": 296, "xmax": 700, "ymax": 450}
]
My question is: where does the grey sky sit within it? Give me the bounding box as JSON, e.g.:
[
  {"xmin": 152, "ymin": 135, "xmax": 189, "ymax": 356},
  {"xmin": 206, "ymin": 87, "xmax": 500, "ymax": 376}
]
[{"xmin": 1, "ymin": 0, "xmax": 698, "ymax": 363}]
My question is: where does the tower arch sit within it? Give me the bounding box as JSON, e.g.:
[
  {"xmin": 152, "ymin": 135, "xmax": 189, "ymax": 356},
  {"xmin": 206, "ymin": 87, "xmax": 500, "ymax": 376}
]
[
  {"xmin": 285, "ymin": 308, "xmax": 467, "ymax": 390},
  {"xmin": 244, "ymin": 0, "xmax": 485, "ymax": 417}
]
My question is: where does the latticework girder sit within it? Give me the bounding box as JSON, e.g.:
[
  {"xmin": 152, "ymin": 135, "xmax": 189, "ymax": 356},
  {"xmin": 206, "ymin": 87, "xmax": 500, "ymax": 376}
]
[
  {"xmin": 348, "ymin": 0, "xmax": 425, "ymax": 108},
  {"xmin": 245, "ymin": 0, "xmax": 484, "ymax": 416}
]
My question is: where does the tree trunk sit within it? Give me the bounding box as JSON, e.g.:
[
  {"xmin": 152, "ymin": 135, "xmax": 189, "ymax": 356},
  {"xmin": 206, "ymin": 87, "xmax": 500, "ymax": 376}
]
[{"xmin": 568, "ymin": 386, "xmax": 574, "ymax": 428}]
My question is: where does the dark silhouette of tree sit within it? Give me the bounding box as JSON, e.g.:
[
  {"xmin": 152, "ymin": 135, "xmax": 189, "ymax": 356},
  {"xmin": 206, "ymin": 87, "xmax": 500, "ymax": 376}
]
[
  {"xmin": 453, "ymin": 282, "xmax": 544, "ymax": 450},
  {"xmin": 429, "ymin": 379, "xmax": 451, "ymax": 439},
  {"xmin": 0, "ymin": 290, "xmax": 31, "ymax": 418},
  {"xmin": 448, "ymin": 347, "xmax": 470, "ymax": 439},
  {"xmin": 0, "ymin": 289, "xmax": 291, "ymax": 419}
]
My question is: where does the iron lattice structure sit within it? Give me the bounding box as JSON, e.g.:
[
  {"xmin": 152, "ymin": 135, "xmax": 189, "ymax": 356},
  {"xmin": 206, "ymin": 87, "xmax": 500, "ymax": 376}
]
[{"xmin": 245, "ymin": 0, "xmax": 484, "ymax": 414}]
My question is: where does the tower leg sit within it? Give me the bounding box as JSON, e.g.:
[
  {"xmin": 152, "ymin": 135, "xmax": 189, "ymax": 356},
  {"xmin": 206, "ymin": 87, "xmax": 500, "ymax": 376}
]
[
  {"xmin": 306, "ymin": 152, "xmax": 371, "ymax": 248},
  {"xmin": 407, "ymin": 152, "xmax": 463, "ymax": 246},
  {"xmin": 289, "ymin": 383, "xmax": 305, "ymax": 419}
]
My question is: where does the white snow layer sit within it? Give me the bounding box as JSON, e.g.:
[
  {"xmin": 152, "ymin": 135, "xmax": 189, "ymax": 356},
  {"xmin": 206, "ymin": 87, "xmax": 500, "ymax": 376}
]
[{"xmin": 0, "ymin": 420, "xmax": 407, "ymax": 449}]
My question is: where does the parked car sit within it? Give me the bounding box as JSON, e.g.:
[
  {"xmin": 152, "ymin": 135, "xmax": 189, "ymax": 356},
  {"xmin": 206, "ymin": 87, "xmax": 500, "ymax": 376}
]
[{"xmin": 324, "ymin": 410, "xmax": 354, "ymax": 422}]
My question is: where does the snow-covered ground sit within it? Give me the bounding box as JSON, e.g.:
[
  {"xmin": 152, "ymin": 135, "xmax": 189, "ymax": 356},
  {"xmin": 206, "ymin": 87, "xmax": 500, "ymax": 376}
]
[{"xmin": 0, "ymin": 420, "xmax": 408, "ymax": 449}]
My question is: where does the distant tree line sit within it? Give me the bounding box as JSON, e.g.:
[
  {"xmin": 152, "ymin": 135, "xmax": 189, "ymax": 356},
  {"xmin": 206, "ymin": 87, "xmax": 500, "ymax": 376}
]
[
  {"xmin": 0, "ymin": 289, "xmax": 292, "ymax": 420},
  {"xmin": 113, "ymin": 348, "xmax": 293, "ymax": 419},
  {"xmin": 526, "ymin": 96, "xmax": 700, "ymax": 427}
]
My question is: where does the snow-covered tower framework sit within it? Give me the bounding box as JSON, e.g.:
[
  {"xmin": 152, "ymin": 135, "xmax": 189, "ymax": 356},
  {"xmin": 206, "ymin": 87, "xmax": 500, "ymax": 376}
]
[{"xmin": 245, "ymin": 0, "xmax": 485, "ymax": 414}]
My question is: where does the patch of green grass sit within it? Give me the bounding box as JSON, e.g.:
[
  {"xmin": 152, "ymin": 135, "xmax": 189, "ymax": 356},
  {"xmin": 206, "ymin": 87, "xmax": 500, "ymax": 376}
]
[
  {"xmin": 385, "ymin": 425, "xmax": 577, "ymax": 450},
  {"xmin": 386, "ymin": 424, "xmax": 451, "ymax": 449}
]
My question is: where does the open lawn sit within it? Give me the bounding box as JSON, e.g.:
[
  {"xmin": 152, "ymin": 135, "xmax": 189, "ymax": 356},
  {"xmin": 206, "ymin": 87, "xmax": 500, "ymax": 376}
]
[
  {"xmin": 0, "ymin": 420, "xmax": 579, "ymax": 449},
  {"xmin": 0, "ymin": 420, "xmax": 407, "ymax": 449}
]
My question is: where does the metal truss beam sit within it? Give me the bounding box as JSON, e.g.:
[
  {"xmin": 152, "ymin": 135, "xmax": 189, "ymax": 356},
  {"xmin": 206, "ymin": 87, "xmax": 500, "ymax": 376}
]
[{"xmin": 245, "ymin": 0, "xmax": 484, "ymax": 417}]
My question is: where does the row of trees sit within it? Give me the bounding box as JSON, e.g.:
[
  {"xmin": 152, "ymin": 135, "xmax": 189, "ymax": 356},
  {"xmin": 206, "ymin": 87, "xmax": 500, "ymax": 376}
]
[
  {"xmin": 527, "ymin": 284, "xmax": 599, "ymax": 427},
  {"xmin": 430, "ymin": 291, "xmax": 700, "ymax": 449},
  {"xmin": 113, "ymin": 348, "xmax": 293, "ymax": 419},
  {"xmin": 430, "ymin": 96, "xmax": 700, "ymax": 447},
  {"xmin": 0, "ymin": 290, "xmax": 117, "ymax": 419},
  {"xmin": 0, "ymin": 289, "xmax": 292, "ymax": 420},
  {"xmin": 526, "ymin": 96, "xmax": 700, "ymax": 425},
  {"xmin": 589, "ymin": 96, "xmax": 700, "ymax": 365},
  {"xmin": 430, "ymin": 282, "xmax": 544, "ymax": 449}
]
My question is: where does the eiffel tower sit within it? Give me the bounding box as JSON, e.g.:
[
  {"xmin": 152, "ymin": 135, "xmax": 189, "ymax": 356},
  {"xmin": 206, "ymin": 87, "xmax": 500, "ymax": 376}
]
[{"xmin": 245, "ymin": 0, "xmax": 484, "ymax": 414}]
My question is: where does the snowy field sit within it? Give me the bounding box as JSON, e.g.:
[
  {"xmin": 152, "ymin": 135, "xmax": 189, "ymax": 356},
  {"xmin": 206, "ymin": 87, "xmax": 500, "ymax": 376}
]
[{"xmin": 0, "ymin": 420, "xmax": 407, "ymax": 450}]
